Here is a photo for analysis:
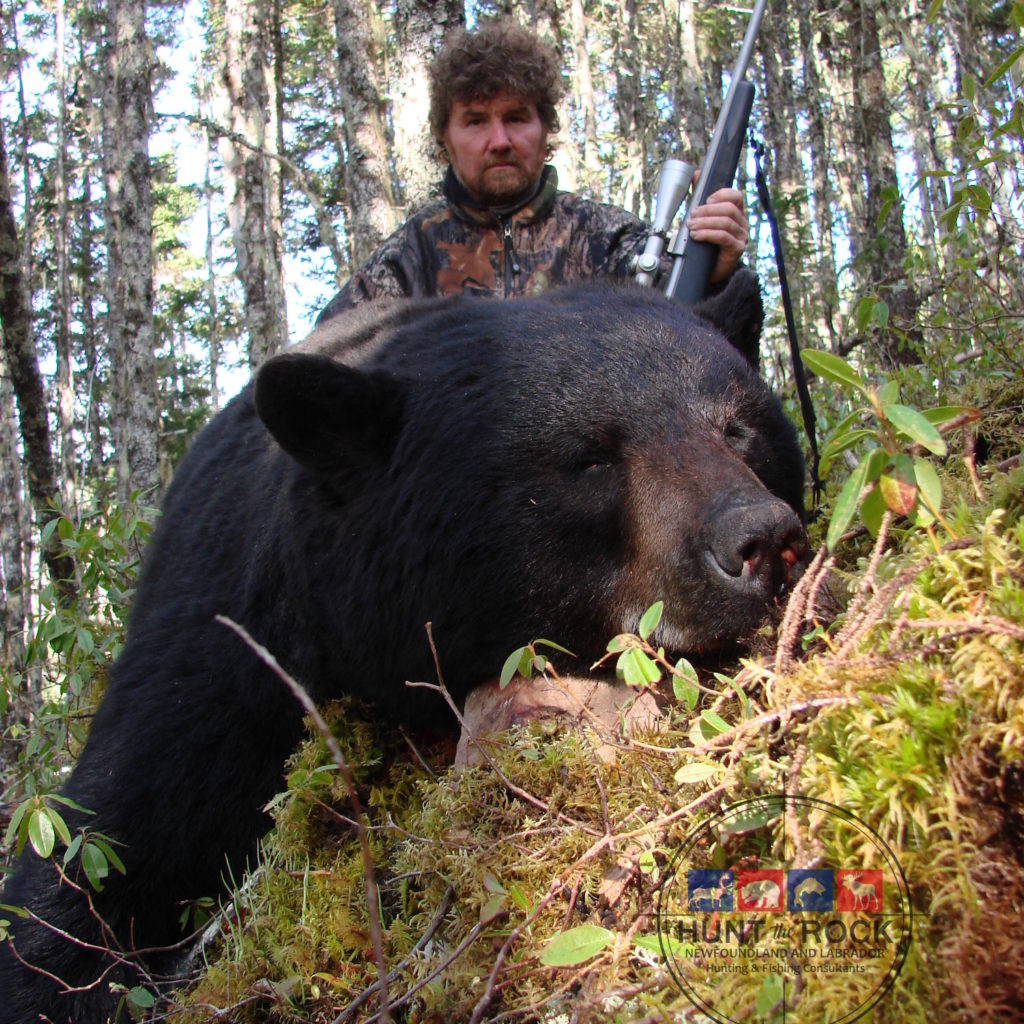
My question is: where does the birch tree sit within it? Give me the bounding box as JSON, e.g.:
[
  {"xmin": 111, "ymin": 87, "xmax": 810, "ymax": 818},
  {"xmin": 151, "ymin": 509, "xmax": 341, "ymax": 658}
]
[
  {"xmin": 215, "ymin": 0, "xmax": 288, "ymax": 368},
  {"xmin": 845, "ymin": 0, "xmax": 921, "ymax": 361},
  {"xmin": 332, "ymin": 0, "xmax": 398, "ymax": 267},
  {"xmin": 391, "ymin": 0, "xmax": 464, "ymax": 208},
  {"xmin": 105, "ymin": 0, "xmax": 160, "ymax": 499}
]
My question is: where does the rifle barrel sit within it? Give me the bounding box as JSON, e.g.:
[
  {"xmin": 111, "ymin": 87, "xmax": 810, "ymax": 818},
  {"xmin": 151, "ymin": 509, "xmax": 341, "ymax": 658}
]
[{"xmin": 663, "ymin": 0, "xmax": 767, "ymax": 304}]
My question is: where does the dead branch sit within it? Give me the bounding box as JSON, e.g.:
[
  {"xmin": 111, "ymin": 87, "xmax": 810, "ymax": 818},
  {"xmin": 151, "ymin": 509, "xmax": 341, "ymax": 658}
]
[{"xmin": 215, "ymin": 615, "xmax": 391, "ymax": 1024}]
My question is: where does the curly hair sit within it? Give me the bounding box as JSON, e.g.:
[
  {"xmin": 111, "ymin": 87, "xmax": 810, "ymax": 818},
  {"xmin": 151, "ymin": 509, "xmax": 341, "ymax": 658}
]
[{"xmin": 428, "ymin": 20, "xmax": 563, "ymax": 152}]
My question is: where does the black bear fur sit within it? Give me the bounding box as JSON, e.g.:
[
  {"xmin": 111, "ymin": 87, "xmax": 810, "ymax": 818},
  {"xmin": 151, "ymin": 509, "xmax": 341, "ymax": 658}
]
[{"xmin": 0, "ymin": 273, "xmax": 806, "ymax": 1022}]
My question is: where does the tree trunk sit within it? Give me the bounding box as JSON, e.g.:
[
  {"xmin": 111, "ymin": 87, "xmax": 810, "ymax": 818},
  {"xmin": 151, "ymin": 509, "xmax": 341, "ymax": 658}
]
[
  {"xmin": 391, "ymin": 0, "xmax": 464, "ymax": 209},
  {"xmin": 217, "ymin": 0, "xmax": 288, "ymax": 368},
  {"xmin": 846, "ymin": 0, "xmax": 921, "ymax": 362},
  {"xmin": 569, "ymin": 0, "xmax": 601, "ymax": 197},
  {"xmin": 55, "ymin": 0, "xmax": 77, "ymax": 517},
  {"xmin": 612, "ymin": 0, "xmax": 644, "ymax": 215},
  {"xmin": 0, "ymin": 347, "xmax": 27, "ymax": 669},
  {"xmin": 332, "ymin": 0, "xmax": 398, "ymax": 267},
  {"xmin": 108, "ymin": 0, "xmax": 159, "ymax": 497},
  {"xmin": 266, "ymin": 0, "xmax": 288, "ymax": 354},
  {"xmin": 665, "ymin": 0, "xmax": 707, "ymax": 162},
  {"xmin": 760, "ymin": 0, "xmax": 816, "ymax": 349},
  {"xmin": 204, "ymin": 122, "xmax": 220, "ymax": 411},
  {"xmin": 798, "ymin": 1, "xmax": 841, "ymax": 351},
  {"xmin": 0, "ymin": 119, "xmax": 76, "ymax": 603}
]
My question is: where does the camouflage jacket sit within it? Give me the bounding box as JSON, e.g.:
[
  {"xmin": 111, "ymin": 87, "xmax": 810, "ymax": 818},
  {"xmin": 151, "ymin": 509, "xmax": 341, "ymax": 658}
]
[{"xmin": 317, "ymin": 165, "xmax": 651, "ymax": 323}]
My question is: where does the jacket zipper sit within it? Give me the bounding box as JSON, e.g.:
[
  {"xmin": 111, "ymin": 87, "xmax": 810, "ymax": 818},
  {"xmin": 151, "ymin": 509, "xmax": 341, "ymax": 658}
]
[{"xmin": 501, "ymin": 220, "xmax": 521, "ymax": 296}]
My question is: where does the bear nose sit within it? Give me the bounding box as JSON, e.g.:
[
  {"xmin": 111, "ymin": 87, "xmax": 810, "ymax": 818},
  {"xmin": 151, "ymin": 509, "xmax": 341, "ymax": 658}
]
[{"xmin": 707, "ymin": 500, "xmax": 808, "ymax": 599}]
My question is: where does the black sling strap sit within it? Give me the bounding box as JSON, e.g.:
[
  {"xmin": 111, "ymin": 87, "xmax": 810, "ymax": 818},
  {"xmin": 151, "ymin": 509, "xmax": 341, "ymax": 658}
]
[{"xmin": 750, "ymin": 135, "xmax": 823, "ymax": 509}]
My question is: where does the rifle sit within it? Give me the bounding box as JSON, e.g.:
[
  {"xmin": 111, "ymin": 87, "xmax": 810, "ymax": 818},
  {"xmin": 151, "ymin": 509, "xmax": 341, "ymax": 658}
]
[{"xmin": 635, "ymin": 0, "xmax": 767, "ymax": 304}]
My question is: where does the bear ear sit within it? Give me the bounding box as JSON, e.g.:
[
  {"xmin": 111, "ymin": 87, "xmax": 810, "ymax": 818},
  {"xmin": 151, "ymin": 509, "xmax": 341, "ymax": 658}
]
[
  {"xmin": 255, "ymin": 353, "xmax": 405, "ymax": 476},
  {"xmin": 691, "ymin": 269, "xmax": 764, "ymax": 370}
]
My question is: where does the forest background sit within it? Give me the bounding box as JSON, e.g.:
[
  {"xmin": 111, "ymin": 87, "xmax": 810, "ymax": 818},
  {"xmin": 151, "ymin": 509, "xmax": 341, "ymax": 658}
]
[{"xmin": 0, "ymin": 0, "xmax": 1022, "ymax": 803}]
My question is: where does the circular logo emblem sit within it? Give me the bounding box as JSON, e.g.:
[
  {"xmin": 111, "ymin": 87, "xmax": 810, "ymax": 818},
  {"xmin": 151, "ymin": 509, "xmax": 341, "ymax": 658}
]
[{"xmin": 656, "ymin": 793, "xmax": 912, "ymax": 1023}]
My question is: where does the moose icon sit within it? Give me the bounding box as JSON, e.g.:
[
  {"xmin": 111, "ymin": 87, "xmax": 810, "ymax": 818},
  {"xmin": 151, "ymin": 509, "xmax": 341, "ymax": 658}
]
[{"xmin": 837, "ymin": 870, "xmax": 883, "ymax": 912}]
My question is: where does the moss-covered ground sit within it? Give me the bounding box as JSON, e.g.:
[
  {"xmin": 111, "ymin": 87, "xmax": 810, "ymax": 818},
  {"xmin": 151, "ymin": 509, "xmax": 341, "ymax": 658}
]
[{"xmin": 172, "ymin": 461, "xmax": 1024, "ymax": 1024}]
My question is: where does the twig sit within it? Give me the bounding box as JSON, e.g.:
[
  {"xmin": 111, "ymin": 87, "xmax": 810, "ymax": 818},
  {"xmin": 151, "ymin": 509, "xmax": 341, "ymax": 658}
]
[
  {"xmin": 409, "ymin": 624, "xmax": 601, "ymax": 838},
  {"xmin": 359, "ymin": 917, "xmax": 492, "ymax": 1024},
  {"xmin": 468, "ymin": 879, "xmax": 564, "ymax": 1024},
  {"xmin": 215, "ymin": 616, "xmax": 391, "ymax": 1024},
  {"xmin": 694, "ymin": 695, "xmax": 855, "ymax": 752},
  {"xmin": 157, "ymin": 110, "xmax": 348, "ymax": 284},
  {"xmin": 333, "ymin": 886, "xmax": 456, "ymax": 1024}
]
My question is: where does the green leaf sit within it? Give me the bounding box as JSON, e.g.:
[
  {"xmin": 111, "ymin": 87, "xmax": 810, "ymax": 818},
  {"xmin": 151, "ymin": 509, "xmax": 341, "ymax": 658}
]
[
  {"xmin": 827, "ymin": 407, "xmax": 869, "ymax": 439},
  {"xmin": 672, "ymin": 658, "xmax": 699, "ymax": 711},
  {"xmin": 674, "ymin": 762, "xmax": 720, "ymax": 785},
  {"xmin": 81, "ymin": 842, "xmax": 110, "ymax": 890},
  {"xmin": 826, "ymin": 448, "xmax": 878, "ymax": 550},
  {"xmin": 91, "ymin": 838, "xmax": 126, "ymax": 875},
  {"xmin": 877, "ymin": 378, "xmax": 900, "ymax": 406},
  {"xmin": 984, "ymin": 43, "xmax": 1024, "ymax": 88},
  {"xmin": 717, "ymin": 799, "xmax": 783, "ymax": 837},
  {"xmin": 819, "ymin": 429, "xmax": 876, "ymax": 475},
  {"xmin": 884, "ymin": 404, "xmax": 948, "ymax": 455},
  {"xmin": 63, "ymin": 834, "xmax": 83, "ymax": 866},
  {"xmin": 859, "ymin": 483, "xmax": 887, "ymax": 537},
  {"xmin": 480, "ymin": 892, "xmax": 507, "ymax": 925},
  {"xmin": 125, "ymin": 986, "xmax": 156, "ymax": 1011},
  {"xmin": 40, "ymin": 517, "xmax": 60, "ymax": 547},
  {"xmin": 965, "ymin": 183, "xmax": 992, "ymax": 214},
  {"xmin": 539, "ymin": 924, "xmax": 614, "ymax": 967},
  {"xmin": 500, "ymin": 646, "xmax": 531, "ymax": 689},
  {"xmin": 533, "ymin": 639, "xmax": 575, "ymax": 657},
  {"xmin": 921, "ymin": 405, "xmax": 976, "ymax": 427},
  {"xmin": 28, "ymin": 810, "xmax": 55, "ymax": 858},
  {"xmin": 507, "ymin": 883, "xmax": 532, "ymax": 914},
  {"xmin": 756, "ymin": 974, "xmax": 786, "ymax": 1015},
  {"xmin": 801, "ymin": 349, "xmax": 868, "ymax": 394},
  {"xmin": 75, "ymin": 628, "xmax": 95, "ymax": 656},
  {"xmin": 638, "ymin": 601, "xmax": 663, "ymax": 641},
  {"xmin": 699, "ymin": 710, "xmax": 731, "ymax": 736},
  {"xmin": 912, "ymin": 457, "xmax": 944, "ymax": 524},
  {"xmin": 617, "ymin": 648, "xmax": 661, "ymax": 688},
  {"xmin": 45, "ymin": 808, "xmax": 71, "ymax": 848},
  {"xmin": 5, "ymin": 800, "xmax": 30, "ymax": 851},
  {"xmin": 854, "ymin": 295, "xmax": 876, "ymax": 332}
]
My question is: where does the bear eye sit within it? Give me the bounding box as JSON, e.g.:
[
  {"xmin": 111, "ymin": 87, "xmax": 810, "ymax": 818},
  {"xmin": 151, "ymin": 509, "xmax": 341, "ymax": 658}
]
[{"xmin": 566, "ymin": 439, "xmax": 619, "ymax": 475}]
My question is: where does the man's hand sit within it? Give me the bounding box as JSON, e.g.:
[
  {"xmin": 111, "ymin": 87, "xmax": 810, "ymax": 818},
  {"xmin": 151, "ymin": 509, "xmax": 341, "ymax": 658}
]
[{"xmin": 687, "ymin": 187, "xmax": 749, "ymax": 283}]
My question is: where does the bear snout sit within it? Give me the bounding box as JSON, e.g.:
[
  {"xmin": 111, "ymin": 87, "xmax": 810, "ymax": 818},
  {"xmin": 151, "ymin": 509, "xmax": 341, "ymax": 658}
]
[{"xmin": 706, "ymin": 499, "xmax": 809, "ymax": 601}]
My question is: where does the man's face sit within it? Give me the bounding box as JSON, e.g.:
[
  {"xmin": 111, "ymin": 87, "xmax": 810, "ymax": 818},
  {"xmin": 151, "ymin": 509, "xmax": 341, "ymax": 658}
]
[{"xmin": 443, "ymin": 92, "xmax": 548, "ymax": 207}]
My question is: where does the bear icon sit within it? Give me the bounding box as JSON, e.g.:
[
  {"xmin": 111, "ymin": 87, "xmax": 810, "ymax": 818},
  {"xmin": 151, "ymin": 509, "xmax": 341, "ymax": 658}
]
[{"xmin": 0, "ymin": 272, "xmax": 806, "ymax": 1022}]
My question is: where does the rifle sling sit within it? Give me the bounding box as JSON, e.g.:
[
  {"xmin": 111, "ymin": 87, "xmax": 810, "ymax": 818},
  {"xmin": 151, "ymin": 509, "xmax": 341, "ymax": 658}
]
[{"xmin": 751, "ymin": 135, "xmax": 823, "ymax": 511}]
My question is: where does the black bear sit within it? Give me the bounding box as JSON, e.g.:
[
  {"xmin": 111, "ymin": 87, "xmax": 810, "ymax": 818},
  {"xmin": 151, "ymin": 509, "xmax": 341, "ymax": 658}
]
[{"xmin": 0, "ymin": 272, "xmax": 806, "ymax": 1022}]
